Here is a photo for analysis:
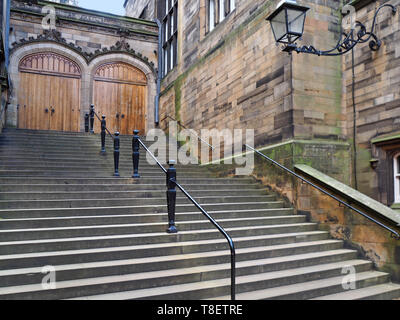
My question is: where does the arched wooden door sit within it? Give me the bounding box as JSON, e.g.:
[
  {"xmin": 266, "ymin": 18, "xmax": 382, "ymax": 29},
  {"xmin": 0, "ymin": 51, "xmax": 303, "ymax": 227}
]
[
  {"xmin": 93, "ymin": 62, "xmax": 147, "ymax": 135},
  {"xmin": 18, "ymin": 52, "xmax": 81, "ymax": 132}
]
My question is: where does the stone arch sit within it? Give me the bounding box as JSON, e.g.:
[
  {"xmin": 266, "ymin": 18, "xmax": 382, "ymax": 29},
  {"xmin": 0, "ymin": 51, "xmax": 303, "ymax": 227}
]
[
  {"xmin": 8, "ymin": 42, "xmax": 89, "ymax": 130},
  {"xmin": 88, "ymin": 53, "xmax": 156, "ymax": 133}
]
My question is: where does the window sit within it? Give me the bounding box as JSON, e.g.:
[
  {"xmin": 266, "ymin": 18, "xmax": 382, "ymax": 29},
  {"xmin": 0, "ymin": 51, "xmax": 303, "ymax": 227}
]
[
  {"xmin": 230, "ymin": 0, "xmax": 235, "ymax": 11},
  {"xmin": 219, "ymin": 0, "xmax": 225, "ymax": 23},
  {"xmin": 394, "ymin": 153, "xmax": 400, "ymax": 203},
  {"xmin": 207, "ymin": 0, "xmax": 235, "ymax": 33},
  {"xmin": 161, "ymin": 0, "xmax": 178, "ymax": 76},
  {"xmin": 209, "ymin": 0, "xmax": 215, "ymax": 32}
]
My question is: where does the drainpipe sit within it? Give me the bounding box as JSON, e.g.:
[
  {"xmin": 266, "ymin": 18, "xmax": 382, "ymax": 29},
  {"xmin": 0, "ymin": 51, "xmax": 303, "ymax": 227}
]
[{"xmin": 154, "ymin": 19, "xmax": 163, "ymax": 126}]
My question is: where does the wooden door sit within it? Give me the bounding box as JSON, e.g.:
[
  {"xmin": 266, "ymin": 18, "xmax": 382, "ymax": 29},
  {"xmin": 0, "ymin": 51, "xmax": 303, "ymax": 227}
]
[
  {"xmin": 93, "ymin": 62, "xmax": 147, "ymax": 135},
  {"xmin": 18, "ymin": 52, "xmax": 81, "ymax": 132}
]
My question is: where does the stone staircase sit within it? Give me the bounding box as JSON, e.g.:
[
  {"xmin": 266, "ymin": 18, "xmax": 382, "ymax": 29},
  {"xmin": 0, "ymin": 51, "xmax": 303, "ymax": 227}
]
[{"xmin": 0, "ymin": 128, "xmax": 399, "ymax": 300}]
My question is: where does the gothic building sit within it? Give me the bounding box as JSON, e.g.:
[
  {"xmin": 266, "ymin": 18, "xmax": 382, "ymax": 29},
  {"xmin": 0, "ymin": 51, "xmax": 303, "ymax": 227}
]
[
  {"xmin": 123, "ymin": 0, "xmax": 400, "ymax": 281},
  {"xmin": 0, "ymin": 0, "xmax": 400, "ymax": 299},
  {"xmin": 7, "ymin": 0, "xmax": 158, "ymax": 134}
]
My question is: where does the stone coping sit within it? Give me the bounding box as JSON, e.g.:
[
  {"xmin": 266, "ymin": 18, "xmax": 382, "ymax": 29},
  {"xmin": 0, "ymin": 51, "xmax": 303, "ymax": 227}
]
[
  {"xmin": 294, "ymin": 164, "xmax": 400, "ymax": 228},
  {"xmin": 371, "ymin": 131, "xmax": 400, "ymax": 145},
  {"xmin": 201, "ymin": 139, "xmax": 349, "ymax": 166}
]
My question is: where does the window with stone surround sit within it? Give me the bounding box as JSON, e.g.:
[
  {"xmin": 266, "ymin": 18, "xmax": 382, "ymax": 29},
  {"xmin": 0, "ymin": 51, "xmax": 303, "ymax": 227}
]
[
  {"xmin": 206, "ymin": 0, "xmax": 235, "ymax": 34},
  {"xmin": 160, "ymin": 0, "xmax": 178, "ymax": 76}
]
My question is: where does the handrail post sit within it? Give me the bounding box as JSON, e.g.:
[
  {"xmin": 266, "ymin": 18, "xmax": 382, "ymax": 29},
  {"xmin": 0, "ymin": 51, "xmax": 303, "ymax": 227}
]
[
  {"xmin": 84, "ymin": 113, "xmax": 89, "ymax": 133},
  {"xmin": 89, "ymin": 104, "xmax": 95, "ymax": 134},
  {"xmin": 114, "ymin": 132, "xmax": 120, "ymax": 177},
  {"xmin": 101, "ymin": 115, "xmax": 106, "ymax": 153},
  {"xmin": 230, "ymin": 244, "xmax": 236, "ymax": 301},
  {"xmin": 166, "ymin": 160, "xmax": 178, "ymax": 234},
  {"xmin": 132, "ymin": 129, "xmax": 140, "ymax": 178}
]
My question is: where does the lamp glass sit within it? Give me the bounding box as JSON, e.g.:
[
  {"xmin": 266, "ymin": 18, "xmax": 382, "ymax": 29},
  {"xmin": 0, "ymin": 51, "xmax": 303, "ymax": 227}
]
[
  {"xmin": 267, "ymin": 1, "xmax": 310, "ymax": 45},
  {"xmin": 287, "ymin": 8, "xmax": 306, "ymax": 35},
  {"xmin": 270, "ymin": 9, "xmax": 288, "ymax": 43}
]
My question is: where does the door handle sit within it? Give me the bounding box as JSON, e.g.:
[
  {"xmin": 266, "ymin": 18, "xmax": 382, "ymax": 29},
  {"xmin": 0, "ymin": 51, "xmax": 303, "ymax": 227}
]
[
  {"xmin": 45, "ymin": 108, "xmax": 49, "ymax": 113},
  {"xmin": 121, "ymin": 114, "xmax": 125, "ymax": 119},
  {"xmin": 51, "ymin": 108, "xmax": 55, "ymax": 114},
  {"xmin": 116, "ymin": 113, "xmax": 120, "ymax": 119}
]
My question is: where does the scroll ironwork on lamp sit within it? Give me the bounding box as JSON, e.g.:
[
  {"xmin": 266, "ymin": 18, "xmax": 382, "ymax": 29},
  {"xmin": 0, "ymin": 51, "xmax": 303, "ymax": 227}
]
[{"xmin": 266, "ymin": 0, "xmax": 398, "ymax": 56}]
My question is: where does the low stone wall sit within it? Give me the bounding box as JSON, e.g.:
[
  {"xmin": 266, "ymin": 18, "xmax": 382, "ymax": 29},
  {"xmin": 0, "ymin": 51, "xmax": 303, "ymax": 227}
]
[{"xmin": 205, "ymin": 140, "xmax": 400, "ymax": 282}]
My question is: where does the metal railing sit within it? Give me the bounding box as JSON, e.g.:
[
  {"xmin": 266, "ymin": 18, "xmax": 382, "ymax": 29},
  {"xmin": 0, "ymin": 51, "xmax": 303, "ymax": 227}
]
[
  {"xmin": 245, "ymin": 144, "xmax": 400, "ymax": 240},
  {"xmin": 87, "ymin": 105, "xmax": 121, "ymax": 177},
  {"xmin": 134, "ymin": 133, "xmax": 236, "ymax": 300}
]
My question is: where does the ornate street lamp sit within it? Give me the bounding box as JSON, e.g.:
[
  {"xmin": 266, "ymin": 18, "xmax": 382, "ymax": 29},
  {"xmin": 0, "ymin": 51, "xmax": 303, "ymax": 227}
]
[{"xmin": 267, "ymin": 0, "xmax": 397, "ymax": 56}]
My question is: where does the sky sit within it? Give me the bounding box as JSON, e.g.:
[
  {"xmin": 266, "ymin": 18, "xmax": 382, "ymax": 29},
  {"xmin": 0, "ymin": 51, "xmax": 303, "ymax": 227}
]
[{"xmin": 77, "ymin": 0, "xmax": 126, "ymax": 16}]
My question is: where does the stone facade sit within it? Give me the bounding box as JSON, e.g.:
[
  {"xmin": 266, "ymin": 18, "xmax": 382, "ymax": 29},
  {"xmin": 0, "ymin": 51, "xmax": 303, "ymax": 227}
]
[
  {"xmin": 154, "ymin": 0, "xmax": 400, "ymax": 281},
  {"xmin": 159, "ymin": 0, "xmax": 344, "ymax": 148},
  {"xmin": 341, "ymin": 0, "xmax": 400, "ymax": 206},
  {"xmin": 124, "ymin": 0, "xmax": 156, "ymax": 20},
  {"xmin": 7, "ymin": 0, "xmax": 158, "ymax": 132}
]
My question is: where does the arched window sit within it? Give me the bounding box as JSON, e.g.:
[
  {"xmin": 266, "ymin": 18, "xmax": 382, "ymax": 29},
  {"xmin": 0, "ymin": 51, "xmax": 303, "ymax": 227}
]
[{"xmin": 394, "ymin": 153, "xmax": 400, "ymax": 203}]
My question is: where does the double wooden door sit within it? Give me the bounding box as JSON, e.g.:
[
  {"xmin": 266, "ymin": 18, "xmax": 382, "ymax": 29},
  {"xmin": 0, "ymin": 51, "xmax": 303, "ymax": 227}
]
[
  {"xmin": 18, "ymin": 52, "xmax": 81, "ymax": 132},
  {"xmin": 92, "ymin": 62, "xmax": 147, "ymax": 135}
]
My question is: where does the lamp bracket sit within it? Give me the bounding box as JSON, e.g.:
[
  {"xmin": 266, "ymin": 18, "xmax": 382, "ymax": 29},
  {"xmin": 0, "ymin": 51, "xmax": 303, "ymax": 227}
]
[{"xmin": 285, "ymin": 3, "xmax": 397, "ymax": 56}]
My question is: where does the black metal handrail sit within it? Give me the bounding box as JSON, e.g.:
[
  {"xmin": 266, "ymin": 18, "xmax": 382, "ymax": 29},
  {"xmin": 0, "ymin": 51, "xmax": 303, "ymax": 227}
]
[
  {"xmin": 93, "ymin": 111, "xmax": 114, "ymax": 141},
  {"xmin": 135, "ymin": 134, "xmax": 236, "ymax": 300},
  {"xmin": 245, "ymin": 144, "xmax": 400, "ymax": 240},
  {"xmin": 173, "ymin": 180, "xmax": 236, "ymax": 300},
  {"xmin": 88, "ymin": 105, "xmax": 120, "ymax": 176},
  {"xmin": 161, "ymin": 115, "xmax": 215, "ymax": 151},
  {"xmin": 137, "ymin": 139, "xmax": 167, "ymax": 174}
]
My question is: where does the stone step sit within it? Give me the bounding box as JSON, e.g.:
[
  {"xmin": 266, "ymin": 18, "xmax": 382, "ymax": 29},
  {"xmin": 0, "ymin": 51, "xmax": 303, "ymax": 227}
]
[
  {"xmin": 0, "ymin": 189, "xmax": 270, "ymax": 201},
  {"xmin": 0, "ymin": 161, "xmax": 201, "ymax": 169},
  {"xmin": 311, "ymin": 283, "xmax": 400, "ymax": 300},
  {"xmin": 57, "ymin": 260, "xmax": 375, "ymax": 301},
  {"xmin": 0, "ymin": 145, "xmax": 169, "ymax": 153},
  {"xmin": 0, "ymin": 202, "xmax": 287, "ymax": 219},
  {"xmin": 0, "ymin": 177, "xmax": 256, "ymax": 185},
  {"xmin": 1, "ymin": 129, "xmax": 396, "ymax": 300},
  {"xmin": 0, "ymin": 167, "xmax": 209, "ymax": 175},
  {"xmin": 0, "ymin": 171, "xmax": 209, "ymax": 178},
  {"xmin": 0, "ymin": 196, "xmax": 277, "ymax": 209},
  {"xmin": 0, "ymin": 256, "xmax": 368, "ymax": 300},
  {"xmin": 0, "ymin": 217, "xmax": 309, "ymax": 242},
  {"xmin": 0, "ymin": 239, "xmax": 344, "ymax": 273},
  {"xmin": 0, "ymin": 238, "xmax": 350, "ymax": 288},
  {"xmin": 0, "ymin": 183, "xmax": 263, "ymax": 192},
  {"xmin": 0, "ymin": 132, "xmax": 151, "ymax": 142},
  {"xmin": 0, "ymin": 230, "xmax": 327, "ymax": 255},
  {"xmin": 210, "ymin": 271, "xmax": 390, "ymax": 300},
  {"xmin": 0, "ymin": 211, "xmax": 299, "ymax": 229},
  {"xmin": 1, "ymin": 130, "xmax": 147, "ymax": 140}
]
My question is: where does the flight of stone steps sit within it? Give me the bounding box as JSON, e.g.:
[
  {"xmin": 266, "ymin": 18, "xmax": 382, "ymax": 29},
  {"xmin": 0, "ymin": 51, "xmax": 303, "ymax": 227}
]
[{"xmin": 0, "ymin": 128, "xmax": 399, "ymax": 300}]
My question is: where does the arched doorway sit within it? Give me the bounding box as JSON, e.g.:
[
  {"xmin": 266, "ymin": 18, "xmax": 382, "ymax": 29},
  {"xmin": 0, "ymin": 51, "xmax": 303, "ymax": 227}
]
[
  {"xmin": 92, "ymin": 62, "xmax": 147, "ymax": 135},
  {"xmin": 18, "ymin": 52, "xmax": 81, "ymax": 132}
]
